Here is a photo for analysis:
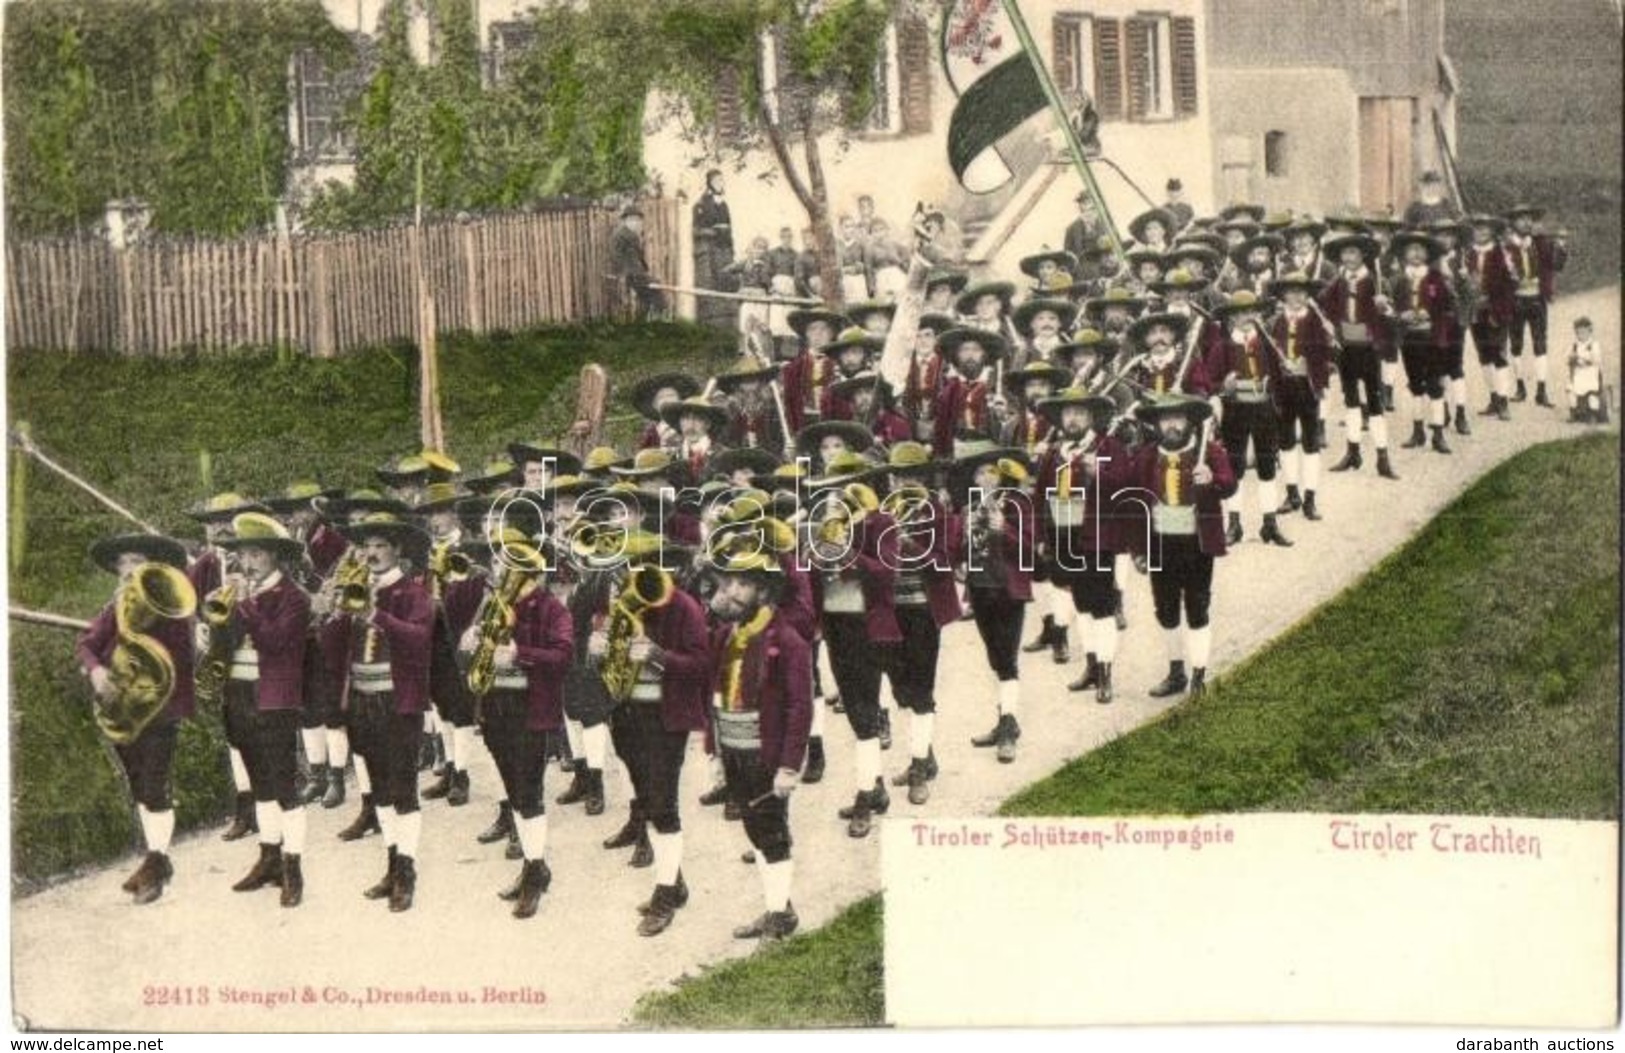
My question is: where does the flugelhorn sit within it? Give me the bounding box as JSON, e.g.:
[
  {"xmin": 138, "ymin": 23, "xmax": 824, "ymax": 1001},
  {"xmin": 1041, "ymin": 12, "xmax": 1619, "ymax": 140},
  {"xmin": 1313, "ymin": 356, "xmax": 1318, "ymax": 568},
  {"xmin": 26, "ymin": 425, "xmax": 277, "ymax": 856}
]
[{"xmin": 600, "ymin": 564, "xmax": 675, "ymax": 702}]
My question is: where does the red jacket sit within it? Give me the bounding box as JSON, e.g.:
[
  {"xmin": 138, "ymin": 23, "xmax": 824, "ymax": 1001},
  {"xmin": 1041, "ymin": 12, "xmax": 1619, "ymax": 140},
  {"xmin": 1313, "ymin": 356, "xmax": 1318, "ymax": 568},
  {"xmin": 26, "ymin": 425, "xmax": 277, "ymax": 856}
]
[
  {"xmin": 76, "ymin": 599, "xmax": 197, "ymax": 725},
  {"xmin": 709, "ymin": 612, "xmax": 813, "ymax": 773},
  {"xmin": 1388, "ymin": 267, "xmax": 1457, "ymax": 349},
  {"xmin": 775, "ymin": 551, "xmax": 818, "ymax": 642},
  {"xmin": 932, "ymin": 374, "xmax": 995, "ymax": 457},
  {"xmin": 886, "ymin": 495, "xmax": 962, "ymax": 628},
  {"xmin": 643, "ymin": 586, "xmax": 713, "ymax": 734},
  {"xmin": 870, "ymin": 408, "xmax": 913, "ymax": 447},
  {"xmin": 1109, "ymin": 438, "xmax": 1238, "ymax": 558},
  {"xmin": 1125, "ymin": 350, "xmax": 1213, "ymax": 399},
  {"xmin": 1501, "ymin": 234, "xmax": 1565, "ymax": 303},
  {"xmin": 306, "ymin": 523, "xmax": 350, "ymax": 578},
  {"xmin": 1318, "ymin": 269, "xmax": 1393, "ymax": 353},
  {"xmin": 811, "ymin": 511, "xmax": 903, "ymax": 643},
  {"xmin": 1462, "ymin": 244, "xmax": 1516, "ymax": 326},
  {"xmin": 1205, "ymin": 328, "xmax": 1286, "ymax": 404},
  {"xmin": 321, "ymin": 574, "xmax": 435, "ymax": 715},
  {"xmin": 512, "ymin": 585, "xmax": 575, "ymax": 732},
  {"xmin": 1269, "ymin": 308, "xmax": 1337, "ymax": 395},
  {"xmin": 1034, "ymin": 432, "xmax": 1128, "ymax": 558},
  {"xmin": 233, "ymin": 575, "xmax": 310, "ymax": 711},
  {"xmin": 780, "ymin": 353, "xmax": 833, "ymax": 434},
  {"xmin": 187, "ymin": 549, "xmax": 223, "ymax": 601},
  {"xmin": 948, "ymin": 491, "xmax": 1036, "ymax": 602}
]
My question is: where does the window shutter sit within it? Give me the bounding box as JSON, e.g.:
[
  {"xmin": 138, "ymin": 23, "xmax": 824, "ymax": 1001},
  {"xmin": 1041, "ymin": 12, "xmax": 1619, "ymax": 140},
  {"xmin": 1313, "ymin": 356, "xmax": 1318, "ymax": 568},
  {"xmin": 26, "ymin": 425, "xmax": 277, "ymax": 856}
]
[
  {"xmin": 1124, "ymin": 17, "xmax": 1151, "ymax": 122},
  {"xmin": 1172, "ymin": 16, "xmax": 1198, "ymax": 117},
  {"xmin": 898, "ymin": 12, "xmax": 932, "ymax": 134},
  {"xmin": 1093, "ymin": 17, "xmax": 1123, "ymax": 120},
  {"xmin": 1053, "ymin": 15, "xmax": 1078, "ymax": 94},
  {"xmin": 714, "ymin": 65, "xmax": 743, "ymax": 141}
]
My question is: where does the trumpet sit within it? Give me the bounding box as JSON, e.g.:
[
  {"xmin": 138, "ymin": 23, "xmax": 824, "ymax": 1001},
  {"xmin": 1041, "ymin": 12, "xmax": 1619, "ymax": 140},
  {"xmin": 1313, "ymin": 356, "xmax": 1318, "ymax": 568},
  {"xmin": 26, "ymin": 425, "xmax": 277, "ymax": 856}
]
[
  {"xmin": 334, "ymin": 555, "xmax": 372, "ymax": 616},
  {"xmin": 194, "ymin": 578, "xmax": 240, "ymax": 709},
  {"xmin": 102, "ymin": 563, "xmax": 198, "ymax": 744}
]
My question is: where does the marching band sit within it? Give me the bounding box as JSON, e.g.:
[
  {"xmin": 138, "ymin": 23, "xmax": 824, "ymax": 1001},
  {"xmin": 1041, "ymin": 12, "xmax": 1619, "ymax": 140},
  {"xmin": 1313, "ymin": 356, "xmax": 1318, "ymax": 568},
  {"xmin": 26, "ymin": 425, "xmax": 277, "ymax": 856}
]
[{"xmin": 67, "ymin": 197, "xmax": 1591, "ymax": 941}]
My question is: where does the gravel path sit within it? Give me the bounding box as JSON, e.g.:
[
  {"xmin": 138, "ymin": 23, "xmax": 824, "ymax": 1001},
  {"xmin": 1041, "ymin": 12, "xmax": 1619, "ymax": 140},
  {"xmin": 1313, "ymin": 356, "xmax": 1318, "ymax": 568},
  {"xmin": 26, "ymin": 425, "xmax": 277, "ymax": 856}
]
[{"xmin": 12, "ymin": 288, "xmax": 1616, "ymax": 1032}]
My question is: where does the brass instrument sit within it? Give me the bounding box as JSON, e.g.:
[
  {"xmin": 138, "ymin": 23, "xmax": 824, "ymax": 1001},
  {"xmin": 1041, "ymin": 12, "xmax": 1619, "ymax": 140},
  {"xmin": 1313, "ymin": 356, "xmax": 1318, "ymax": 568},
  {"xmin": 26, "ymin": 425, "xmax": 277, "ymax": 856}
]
[
  {"xmin": 600, "ymin": 564, "xmax": 675, "ymax": 702},
  {"xmin": 334, "ymin": 553, "xmax": 372, "ymax": 616},
  {"xmin": 705, "ymin": 516, "xmax": 796, "ymax": 564},
  {"xmin": 812, "ymin": 482, "xmax": 879, "ymax": 549},
  {"xmin": 465, "ymin": 559, "xmax": 544, "ymax": 699},
  {"xmin": 880, "ymin": 483, "xmax": 933, "ymax": 528},
  {"xmin": 194, "ymin": 575, "xmax": 240, "ymax": 709},
  {"xmin": 428, "ymin": 539, "xmax": 473, "ymax": 599},
  {"xmin": 101, "ymin": 563, "xmax": 198, "ymax": 744},
  {"xmin": 568, "ymin": 521, "xmax": 627, "ymax": 563}
]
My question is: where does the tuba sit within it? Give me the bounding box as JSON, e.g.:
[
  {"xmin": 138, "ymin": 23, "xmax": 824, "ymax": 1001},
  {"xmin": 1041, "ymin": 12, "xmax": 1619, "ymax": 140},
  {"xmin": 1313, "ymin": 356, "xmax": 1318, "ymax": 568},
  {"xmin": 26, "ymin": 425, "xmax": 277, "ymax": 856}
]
[
  {"xmin": 102, "ymin": 563, "xmax": 198, "ymax": 744},
  {"xmin": 600, "ymin": 564, "xmax": 675, "ymax": 702}
]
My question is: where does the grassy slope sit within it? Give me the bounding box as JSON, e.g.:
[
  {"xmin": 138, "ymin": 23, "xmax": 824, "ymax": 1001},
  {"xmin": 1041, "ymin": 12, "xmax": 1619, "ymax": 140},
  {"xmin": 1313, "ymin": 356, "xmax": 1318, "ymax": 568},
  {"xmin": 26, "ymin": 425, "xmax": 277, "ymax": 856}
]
[
  {"xmin": 632, "ymin": 433, "xmax": 1621, "ymax": 1027},
  {"xmin": 8, "ymin": 322, "xmax": 732, "ymax": 886}
]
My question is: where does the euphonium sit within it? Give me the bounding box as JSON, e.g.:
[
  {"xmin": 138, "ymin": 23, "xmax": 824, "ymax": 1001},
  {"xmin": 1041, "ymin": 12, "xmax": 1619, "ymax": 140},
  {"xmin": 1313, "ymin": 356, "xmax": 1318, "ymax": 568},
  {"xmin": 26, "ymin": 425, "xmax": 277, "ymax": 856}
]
[
  {"xmin": 102, "ymin": 563, "xmax": 198, "ymax": 745},
  {"xmin": 465, "ymin": 560, "xmax": 542, "ymax": 698},
  {"xmin": 600, "ymin": 564, "xmax": 675, "ymax": 702}
]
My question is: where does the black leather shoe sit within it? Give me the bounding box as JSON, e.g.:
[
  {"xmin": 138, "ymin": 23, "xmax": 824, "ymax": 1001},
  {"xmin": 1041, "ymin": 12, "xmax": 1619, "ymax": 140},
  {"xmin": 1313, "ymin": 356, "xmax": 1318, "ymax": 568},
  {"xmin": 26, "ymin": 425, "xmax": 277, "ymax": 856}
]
[
  {"xmin": 1148, "ymin": 661, "xmax": 1189, "ymax": 698},
  {"xmin": 1022, "ymin": 616, "xmax": 1056, "ymax": 653},
  {"xmin": 1068, "ymin": 655, "xmax": 1100, "ymax": 693},
  {"xmin": 801, "ymin": 737, "xmax": 825, "ymax": 784},
  {"xmin": 1302, "ymin": 492, "xmax": 1322, "ymax": 521},
  {"xmin": 1328, "ymin": 442, "xmax": 1362, "ymax": 472},
  {"xmin": 1376, "ymin": 450, "xmax": 1400, "ymax": 480},
  {"xmin": 1259, "ymin": 514, "xmax": 1293, "ymax": 547},
  {"xmin": 478, "ymin": 803, "xmax": 514, "ymax": 845},
  {"xmin": 1401, "ymin": 421, "xmax": 1426, "ymax": 448},
  {"xmin": 1430, "ymin": 425, "xmax": 1452, "ymax": 455}
]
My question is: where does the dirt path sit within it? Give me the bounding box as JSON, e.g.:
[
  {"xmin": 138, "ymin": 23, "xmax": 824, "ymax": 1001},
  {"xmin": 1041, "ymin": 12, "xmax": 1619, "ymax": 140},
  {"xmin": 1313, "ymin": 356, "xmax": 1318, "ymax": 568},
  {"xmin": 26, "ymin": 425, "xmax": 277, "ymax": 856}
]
[{"xmin": 11, "ymin": 289, "xmax": 1617, "ymax": 1032}]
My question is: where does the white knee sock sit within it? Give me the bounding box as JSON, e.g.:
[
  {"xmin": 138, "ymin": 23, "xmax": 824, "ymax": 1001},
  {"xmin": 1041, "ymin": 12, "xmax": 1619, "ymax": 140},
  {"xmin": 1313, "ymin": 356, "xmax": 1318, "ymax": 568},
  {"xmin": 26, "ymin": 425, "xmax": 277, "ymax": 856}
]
[
  {"xmin": 1048, "ymin": 582, "xmax": 1073, "ymax": 622},
  {"xmin": 1188, "ymin": 626, "xmax": 1213, "ymax": 671},
  {"xmin": 1495, "ymin": 366, "xmax": 1512, "ymax": 397},
  {"xmin": 1536, "ymin": 355, "xmax": 1550, "ymax": 385},
  {"xmin": 282, "ymin": 805, "xmax": 307, "ymax": 854},
  {"xmin": 395, "ymin": 809, "xmax": 422, "ymax": 858},
  {"xmin": 354, "ymin": 755, "xmax": 372, "ymax": 795},
  {"xmin": 1094, "ymin": 615, "xmax": 1119, "ymax": 662},
  {"xmin": 565, "ymin": 719, "xmax": 585, "ymax": 762},
  {"xmin": 423, "ymin": 710, "xmax": 440, "ymax": 737},
  {"xmin": 1450, "ymin": 376, "xmax": 1468, "ymax": 408},
  {"xmin": 1411, "ymin": 393, "xmax": 1427, "ymax": 426},
  {"xmin": 326, "ymin": 727, "xmax": 350, "ymax": 769},
  {"xmin": 816, "ymin": 646, "xmax": 836, "ymax": 701},
  {"xmin": 997, "ymin": 679, "xmax": 1020, "ymax": 719},
  {"xmin": 1282, "ymin": 448, "xmax": 1301, "ymax": 488},
  {"xmin": 810, "ymin": 695, "xmax": 826, "ymax": 738},
  {"xmin": 650, "ymin": 829, "xmax": 683, "ymax": 885},
  {"xmin": 301, "ymin": 727, "xmax": 328, "ymax": 767},
  {"xmin": 1480, "ymin": 364, "xmax": 1497, "ymax": 394},
  {"xmin": 1382, "ymin": 359, "xmax": 1398, "ymax": 388},
  {"xmin": 255, "ymin": 800, "xmax": 283, "ymax": 846},
  {"xmin": 855, "ymin": 735, "xmax": 882, "ymax": 791},
  {"xmin": 1429, "ymin": 398, "xmax": 1447, "ymax": 427},
  {"xmin": 909, "ymin": 711, "xmax": 934, "ymax": 760},
  {"xmin": 1344, "ymin": 408, "xmax": 1364, "ymax": 444},
  {"xmin": 517, "ymin": 814, "xmax": 549, "ymax": 861},
  {"xmin": 1257, "ymin": 479, "xmax": 1278, "ymax": 515},
  {"xmin": 453, "ymin": 725, "xmax": 477, "ymax": 773},
  {"xmin": 1369, "ymin": 415, "xmax": 1390, "ymax": 450},
  {"xmin": 583, "ymin": 723, "xmax": 609, "ymax": 771},
  {"xmin": 763, "ymin": 859, "xmax": 794, "ymax": 912},
  {"xmin": 1303, "ymin": 451, "xmax": 1322, "ymax": 492},
  {"xmin": 137, "ymin": 805, "xmax": 175, "ymax": 854},
  {"xmin": 377, "ymin": 806, "xmax": 396, "ymax": 848},
  {"xmin": 442, "ymin": 726, "xmax": 458, "ymax": 769},
  {"xmin": 1164, "ymin": 625, "xmax": 1184, "ymax": 663},
  {"xmin": 878, "ymin": 678, "xmax": 896, "ymax": 714},
  {"xmin": 230, "ymin": 748, "xmax": 251, "ymax": 793}
]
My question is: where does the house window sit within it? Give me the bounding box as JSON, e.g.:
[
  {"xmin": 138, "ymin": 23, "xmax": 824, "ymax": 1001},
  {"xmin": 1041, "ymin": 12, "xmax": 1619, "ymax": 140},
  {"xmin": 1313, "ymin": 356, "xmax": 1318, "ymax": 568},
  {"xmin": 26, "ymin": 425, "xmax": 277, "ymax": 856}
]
[
  {"xmin": 865, "ymin": 20, "xmax": 901, "ymax": 134},
  {"xmin": 1126, "ymin": 15, "xmax": 1175, "ymax": 120},
  {"xmin": 1052, "ymin": 14, "xmax": 1096, "ymax": 103},
  {"xmin": 292, "ymin": 49, "xmax": 353, "ymax": 161},
  {"xmin": 1264, "ymin": 130, "xmax": 1289, "ymax": 177},
  {"xmin": 1092, "ymin": 14, "xmax": 1198, "ymax": 123},
  {"xmin": 487, "ymin": 20, "xmax": 536, "ymax": 87}
]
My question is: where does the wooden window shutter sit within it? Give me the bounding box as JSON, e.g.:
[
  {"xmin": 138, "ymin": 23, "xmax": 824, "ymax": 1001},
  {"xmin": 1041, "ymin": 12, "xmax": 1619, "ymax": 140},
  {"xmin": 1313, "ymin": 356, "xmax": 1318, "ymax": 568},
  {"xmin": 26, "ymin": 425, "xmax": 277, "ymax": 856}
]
[
  {"xmin": 898, "ymin": 12, "xmax": 931, "ymax": 134},
  {"xmin": 1124, "ymin": 17, "xmax": 1151, "ymax": 121},
  {"xmin": 1093, "ymin": 17, "xmax": 1123, "ymax": 120},
  {"xmin": 715, "ymin": 65, "xmax": 743, "ymax": 141},
  {"xmin": 1053, "ymin": 15, "xmax": 1078, "ymax": 94},
  {"xmin": 1172, "ymin": 15, "xmax": 1198, "ymax": 116}
]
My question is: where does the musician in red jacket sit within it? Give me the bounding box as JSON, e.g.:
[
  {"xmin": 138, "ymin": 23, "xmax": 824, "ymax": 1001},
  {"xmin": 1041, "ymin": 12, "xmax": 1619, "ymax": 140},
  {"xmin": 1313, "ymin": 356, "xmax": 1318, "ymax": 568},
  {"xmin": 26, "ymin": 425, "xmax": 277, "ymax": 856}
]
[
  {"xmin": 949, "ymin": 448, "xmax": 1036, "ymax": 763},
  {"xmin": 587, "ymin": 532, "xmax": 712, "ymax": 937},
  {"xmin": 460, "ymin": 529, "xmax": 573, "ymax": 920},
  {"xmin": 630, "ymin": 373, "xmax": 700, "ymax": 452},
  {"xmin": 1320, "ymin": 234, "xmax": 1400, "ymax": 480},
  {"xmin": 806, "ymin": 452, "xmax": 901, "ymax": 838},
  {"xmin": 1108, "ymin": 396, "xmax": 1237, "ymax": 700},
  {"xmin": 1268, "ymin": 273, "xmax": 1337, "ymax": 522},
  {"xmin": 75, "ymin": 533, "xmax": 197, "ymax": 905},
  {"xmin": 324, "ymin": 512, "xmax": 435, "ymax": 913},
  {"xmin": 1501, "ymin": 203, "xmax": 1568, "ymax": 406},
  {"xmin": 1462, "ymin": 214, "xmax": 1518, "ymax": 421},
  {"xmin": 1120, "ymin": 310, "xmax": 1213, "ymax": 400},
  {"xmin": 1033, "ymin": 390, "xmax": 1126, "ymax": 703},
  {"xmin": 1385, "ymin": 231, "xmax": 1459, "ymax": 455},
  {"xmin": 780, "ymin": 307, "xmax": 847, "ymax": 434},
  {"xmin": 1204, "ymin": 291, "xmax": 1292, "ymax": 547},
  {"xmin": 709, "ymin": 551, "xmax": 814, "ymax": 943},
  {"xmin": 877, "ymin": 442, "xmax": 961, "ymax": 804}
]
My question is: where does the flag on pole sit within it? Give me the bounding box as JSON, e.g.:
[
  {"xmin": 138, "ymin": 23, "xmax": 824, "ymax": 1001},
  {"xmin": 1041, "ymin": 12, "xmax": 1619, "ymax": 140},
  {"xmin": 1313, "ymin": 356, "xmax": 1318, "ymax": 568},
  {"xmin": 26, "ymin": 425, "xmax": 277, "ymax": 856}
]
[{"xmin": 941, "ymin": 0, "xmax": 1047, "ymax": 194}]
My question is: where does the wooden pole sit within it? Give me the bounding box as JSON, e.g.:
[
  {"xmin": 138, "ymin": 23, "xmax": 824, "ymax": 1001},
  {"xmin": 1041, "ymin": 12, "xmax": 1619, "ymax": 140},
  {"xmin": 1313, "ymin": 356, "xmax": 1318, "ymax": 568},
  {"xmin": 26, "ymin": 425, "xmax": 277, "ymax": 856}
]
[
  {"xmin": 414, "ymin": 155, "xmax": 444, "ymax": 452},
  {"xmin": 9, "ymin": 606, "xmax": 93, "ymax": 633},
  {"xmin": 10, "ymin": 428, "xmax": 161, "ymax": 534}
]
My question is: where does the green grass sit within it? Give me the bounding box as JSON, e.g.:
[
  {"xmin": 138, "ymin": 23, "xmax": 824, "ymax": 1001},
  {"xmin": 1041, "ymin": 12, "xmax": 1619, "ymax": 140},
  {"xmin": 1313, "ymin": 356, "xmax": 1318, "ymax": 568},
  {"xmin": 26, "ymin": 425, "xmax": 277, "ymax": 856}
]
[
  {"xmin": 630, "ymin": 895, "xmax": 885, "ymax": 1030},
  {"xmin": 631, "ymin": 433, "xmax": 1621, "ymax": 1028},
  {"xmin": 8, "ymin": 321, "xmax": 733, "ymax": 887}
]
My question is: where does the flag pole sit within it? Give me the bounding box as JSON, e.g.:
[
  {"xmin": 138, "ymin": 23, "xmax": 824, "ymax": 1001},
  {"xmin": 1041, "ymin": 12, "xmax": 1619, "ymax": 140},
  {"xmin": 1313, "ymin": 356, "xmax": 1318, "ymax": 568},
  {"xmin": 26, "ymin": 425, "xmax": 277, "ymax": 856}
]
[{"xmin": 998, "ymin": 0, "xmax": 1128, "ymax": 267}]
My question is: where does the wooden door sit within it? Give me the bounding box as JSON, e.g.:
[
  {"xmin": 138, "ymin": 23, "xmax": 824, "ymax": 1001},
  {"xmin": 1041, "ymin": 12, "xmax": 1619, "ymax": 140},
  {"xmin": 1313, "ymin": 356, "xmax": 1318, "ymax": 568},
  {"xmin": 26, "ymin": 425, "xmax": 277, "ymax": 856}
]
[{"xmin": 1359, "ymin": 97, "xmax": 1416, "ymax": 216}]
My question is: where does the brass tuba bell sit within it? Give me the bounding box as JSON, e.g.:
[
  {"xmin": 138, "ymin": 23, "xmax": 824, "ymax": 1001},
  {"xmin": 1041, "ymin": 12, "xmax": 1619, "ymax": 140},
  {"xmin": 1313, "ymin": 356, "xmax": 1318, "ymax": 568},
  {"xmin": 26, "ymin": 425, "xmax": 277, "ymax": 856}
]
[{"xmin": 102, "ymin": 563, "xmax": 198, "ymax": 744}]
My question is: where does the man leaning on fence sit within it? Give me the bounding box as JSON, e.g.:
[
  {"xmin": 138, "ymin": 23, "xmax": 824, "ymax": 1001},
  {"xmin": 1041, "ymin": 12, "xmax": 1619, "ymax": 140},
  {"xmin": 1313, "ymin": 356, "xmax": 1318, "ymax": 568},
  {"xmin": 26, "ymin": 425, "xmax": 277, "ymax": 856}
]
[{"xmin": 613, "ymin": 205, "xmax": 666, "ymax": 320}]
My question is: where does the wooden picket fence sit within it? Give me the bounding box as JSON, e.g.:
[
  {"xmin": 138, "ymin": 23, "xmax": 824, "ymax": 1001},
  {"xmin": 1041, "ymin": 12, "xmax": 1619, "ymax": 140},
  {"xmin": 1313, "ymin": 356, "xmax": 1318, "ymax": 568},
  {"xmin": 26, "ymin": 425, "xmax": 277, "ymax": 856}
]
[{"xmin": 4, "ymin": 198, "xmax": 682, "ymax": 357}]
